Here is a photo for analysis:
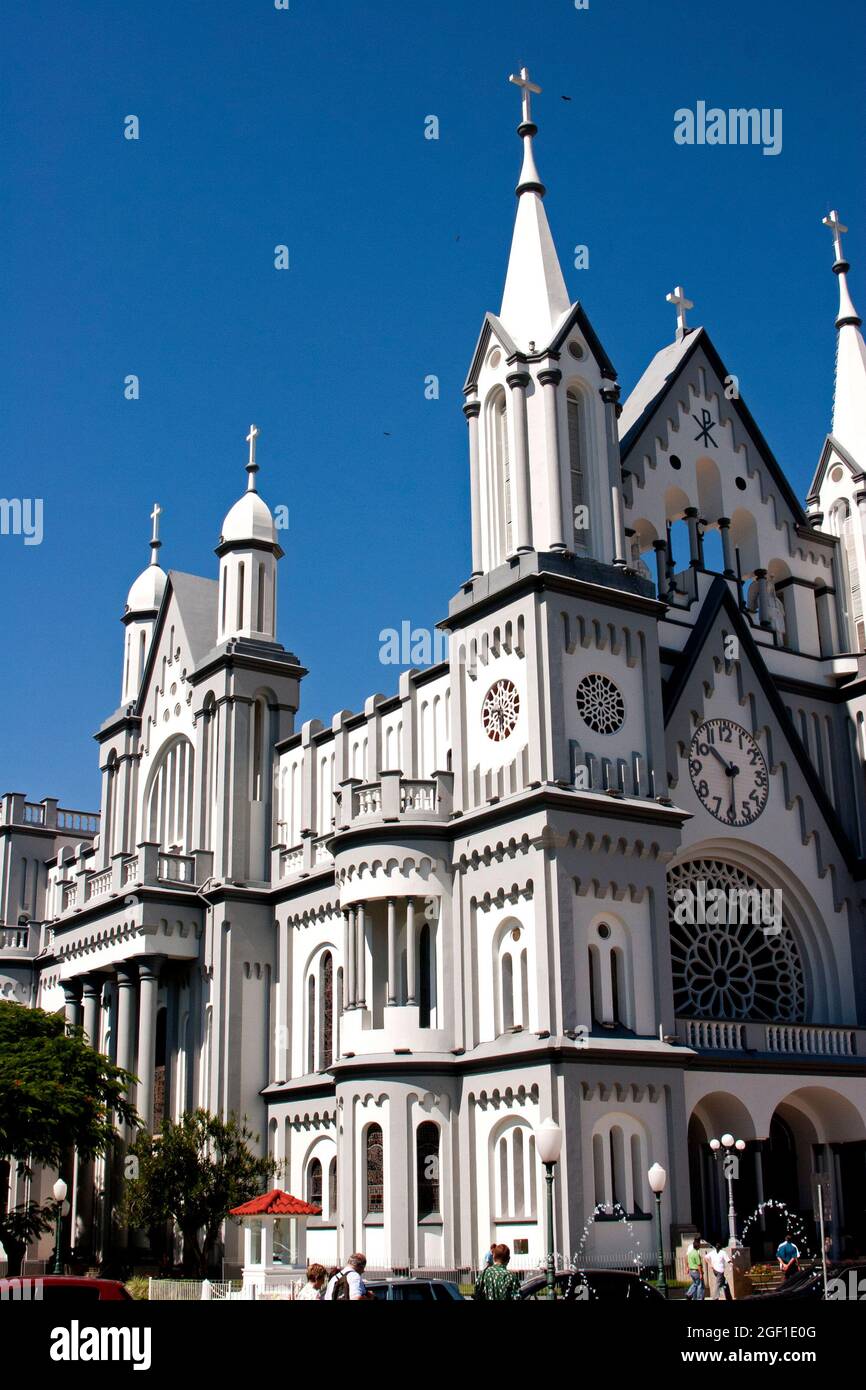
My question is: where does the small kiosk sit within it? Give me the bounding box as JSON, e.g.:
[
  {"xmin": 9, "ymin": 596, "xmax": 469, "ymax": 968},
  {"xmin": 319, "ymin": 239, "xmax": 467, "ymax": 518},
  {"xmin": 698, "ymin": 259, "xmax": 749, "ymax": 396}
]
[{"xmin": 230, "ymin": 1189, "xmax": 322, "ymax": 1298}]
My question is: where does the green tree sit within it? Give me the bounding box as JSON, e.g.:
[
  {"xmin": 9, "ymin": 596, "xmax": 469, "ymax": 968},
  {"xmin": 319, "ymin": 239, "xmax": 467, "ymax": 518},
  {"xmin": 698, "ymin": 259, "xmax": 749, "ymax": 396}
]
[
  {"xmin": 123, "ymin": 1110, "xmax": 275, "ymax": 1276},
  {"xmin": 0, "ymin": 1000, "xmax": 138, "ymax": 1168},
  {"xmin": 0, "ymin": 1200, "xmax": 54, "ymax": 1278}
]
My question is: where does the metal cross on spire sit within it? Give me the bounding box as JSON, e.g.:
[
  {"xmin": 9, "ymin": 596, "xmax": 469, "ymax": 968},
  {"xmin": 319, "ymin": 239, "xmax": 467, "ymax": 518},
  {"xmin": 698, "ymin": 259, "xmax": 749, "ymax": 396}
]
[
  {"xmin": 823, "ymin": 210, "xmax": 849, "ymax": 267},
  {"xmin": 149, "ymin": 501, "xmax": 162, "ymax": 564},
  {"xmin": 509, "ymin": 66, "xmax": 541, "ymax": 127},
  {"xmin": 246, "ymin": 424, "xmax": 260, "ymax": 491},
  {"xmin": 666, "ymin": 285, "xmax": 694, "ymax": 339}
]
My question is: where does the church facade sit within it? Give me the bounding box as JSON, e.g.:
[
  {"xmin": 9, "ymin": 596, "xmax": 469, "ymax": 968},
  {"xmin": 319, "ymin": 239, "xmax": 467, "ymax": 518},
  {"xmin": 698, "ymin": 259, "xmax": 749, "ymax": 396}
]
[{"xmin": 2, "ymin": 72, "xmax": 866, "ymax": 1276}]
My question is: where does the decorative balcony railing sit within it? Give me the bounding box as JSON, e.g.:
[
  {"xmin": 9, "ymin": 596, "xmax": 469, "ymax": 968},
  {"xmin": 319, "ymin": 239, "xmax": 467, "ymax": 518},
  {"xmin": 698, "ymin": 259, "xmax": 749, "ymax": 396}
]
[
  {"xmin": 0, "ymin": 926, "xmax": 31, "ymax": 951},
  {"xmin": 85, "ymin": 869, "xmax": 112, "ymax": 902},
  {"xmin": 158, "ymin": 853, "xmax": 195, "ymax": 884},
  {"xmin": 57, "ymin": 809, "xmax": 100, "ymax": 833},
  {"xmin": 343, "ymin": 772, "xmax": 453, "ymax": 829},
  {"xmin": 0, "ymin": 794, "xmax": 99, "ymax": 834},
  {"xmin": 679, "ymin": 1018, "xmax": 861, "ymax": 1058}
]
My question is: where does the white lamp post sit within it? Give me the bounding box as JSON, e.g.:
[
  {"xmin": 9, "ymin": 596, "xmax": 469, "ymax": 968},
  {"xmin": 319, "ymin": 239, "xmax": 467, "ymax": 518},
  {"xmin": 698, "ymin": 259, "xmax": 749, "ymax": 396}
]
[
  {"xmin": 52, "ymin": 1178, "xmax": 68, "ymax": 1276},
  {"xmin": 709, "ymin": 1135, "xmax": 746, "ymax": 1247},
  {"xmin": 536, "ymin": 1119, "xmax": 563, "ymax": 1299},
  {"xmin": 647, "ymin": 1163, "xmax": 668, "ymax": 1298}
]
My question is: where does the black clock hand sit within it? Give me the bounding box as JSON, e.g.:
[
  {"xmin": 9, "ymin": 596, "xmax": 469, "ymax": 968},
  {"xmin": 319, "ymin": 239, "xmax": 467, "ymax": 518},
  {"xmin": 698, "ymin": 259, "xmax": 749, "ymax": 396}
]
[{"xmin": 705, "ymin": 744, "xmax": 730, "ymax": 770}]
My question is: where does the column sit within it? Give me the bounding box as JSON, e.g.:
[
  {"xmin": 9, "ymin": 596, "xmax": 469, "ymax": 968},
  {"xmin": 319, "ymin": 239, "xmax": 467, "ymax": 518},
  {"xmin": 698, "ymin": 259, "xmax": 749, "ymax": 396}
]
[
  {"xmin": 611, "ymin": 484, "xmax": 627, "ymax": 568},
  {"xmin": 114, "ymin": 964, "xmax": 138, "ymax": 1116},
  {"xmin": 507, "ymin": 372, "xmax": 533, "ymax": 553},
  {"xmin": 387, "ymin": 897, "xmax": 398, "ymax": 1006},
  {"xmin": 346, "ymin": 907, "xmax": 356, "ymax": 1008},
  {"xmin": 81, "ymin": 975, "xmax": 105, "ymax": 1047},
  {"xmin": 653, "ymin": 540, "xmax": 669, "ymax": 598},
  {"xmin": 464, "ymin": 399, "xmax": 483, "ymax": 576},
  {"xmin": 406, "ymin": 899, "xmax": 417, "ymax": 1007},
  {"xmin": 684, "ymin": 507, "xmax": 702, "ymax": 566},
  {"xmin": 538, "ymin": 368, "xmax": 566, "ymax": 551},
  {"xmin": 342, "ymin": 909, "xmax": 352, "ymax": 1010},
  {"xmin": 356, "ymin": 903, "xmax": 366, "ymax": 1010},
  {"xmin": 136, "ymin": 957, "xmax": 164, "ymax": 1131},
  {"xmin": 62, "ymin": 981, "xmax": 82, "ymax": 1032},
  {"xmin": 718, "ymin": 517, "xmax": 735, "ymax": 576}
]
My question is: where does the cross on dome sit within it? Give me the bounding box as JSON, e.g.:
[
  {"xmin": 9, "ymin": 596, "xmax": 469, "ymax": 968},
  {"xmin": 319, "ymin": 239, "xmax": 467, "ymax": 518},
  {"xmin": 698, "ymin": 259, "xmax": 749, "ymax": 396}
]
[
  {"xmin": 246, "ymin": 424, "xmax": 260, "ymax": 492},
  {"xmin": 666, "ymin": 285, "xmax": 694, "ymax": 339},
  {"xmin": 823, "ymin": 210, "xmax": 849, "ymax": 267},
  {"xmin": 149, "ymin": 502, "xmax": 162, "ymax": 564},
  {"xmin": 509, "ymin": 67, "xmax": 541, "ymax": 127}
]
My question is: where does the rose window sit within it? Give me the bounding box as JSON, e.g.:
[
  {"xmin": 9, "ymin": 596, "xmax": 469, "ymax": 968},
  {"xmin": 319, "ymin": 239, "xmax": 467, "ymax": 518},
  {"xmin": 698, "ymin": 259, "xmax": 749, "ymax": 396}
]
[
  {"xmin": 482, "ymin": 679, "xmax": 520, "ymax": 742},
  {"xmin": 576, "ymin": 673, "xmax": 625, "ymax": 735},
  {"xmin": 668, "ymin": 859, "xmax": 806, "ymax": 1022}
]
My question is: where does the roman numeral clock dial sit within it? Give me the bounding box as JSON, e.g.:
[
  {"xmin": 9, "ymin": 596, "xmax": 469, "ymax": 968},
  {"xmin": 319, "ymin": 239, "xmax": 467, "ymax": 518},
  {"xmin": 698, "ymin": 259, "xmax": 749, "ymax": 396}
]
[{"xmin": 688, "ymin": 719, "xmax": 769, "ymax": 827}]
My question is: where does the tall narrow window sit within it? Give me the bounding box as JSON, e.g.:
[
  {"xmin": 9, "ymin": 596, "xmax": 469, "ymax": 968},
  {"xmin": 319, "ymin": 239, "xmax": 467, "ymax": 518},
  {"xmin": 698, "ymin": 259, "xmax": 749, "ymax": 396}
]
[
  {"xmin": 307, "ymin": 1157, "xmax": 323, "ymax": 1209},
  {"xmin": 328, "ymin": 1156, "xmax": 338, "ymax": 1217},
  {"xmin": 567, "ymin": 390, "xmax": 588, "ymax": 553},
  {"xmin": 497, "ymin": 394, "xmax": 512, "ymax": 557},
  {"xmin": 252, "ymin": 699, "xmax": 264, "ymax": 801},
  {"xmin": 416, "ymin": 1122, "xmax": 440, "ymax": 1219},
  {"xmin": 320, "ymin": 951, "xmax": 333, "ymax": 1068},
  {"xmin": 237, "ymin": 562, "xmax": 245, "ymax": 630},
  {"xmin": 256, "ymin": 562, "xmax": 265, "ymax": 632},
  {"xmin": 139, "ymin": 630, "xmax": 147, "ymax": 686},
  {"xmin": 610, "ymin": 949, "xmax": 622, "ymax": 1026},
  {"xmin": 221, "ymin": 570, "xmax": 227, "ymax": 631},
  {"xmin": 307, "ymin": 975, "xmax": 316, "ymax": 1073},
  {"xmin": 365, "ymin": 1124, "xmax": 384, "ymax": 1215},
  {"xmin": 419, "ymin": 923, "xmax": 432, "ymax": 1028}
]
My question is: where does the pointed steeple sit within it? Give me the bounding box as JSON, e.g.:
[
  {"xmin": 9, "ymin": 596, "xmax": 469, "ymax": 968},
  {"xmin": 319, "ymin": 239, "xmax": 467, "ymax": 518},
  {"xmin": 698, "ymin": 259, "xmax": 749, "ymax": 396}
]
[
  {"xmin": 499, "ymin": 68, "xmax": 571, "ymax": 353},
  {"xmin": 823, "ymin": 212, "xmax": 866, "ymax": 467}
]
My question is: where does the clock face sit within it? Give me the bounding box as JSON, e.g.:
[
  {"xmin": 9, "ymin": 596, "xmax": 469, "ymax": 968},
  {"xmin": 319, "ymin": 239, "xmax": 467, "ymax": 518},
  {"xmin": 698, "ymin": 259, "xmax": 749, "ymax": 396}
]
[
  {"xmin": 688, "ymin": 719, "xmax": 769, "ymax": 827},
  {"xmin": 482, "ymin": 679, "xmax": 520, "ymax": 742}
]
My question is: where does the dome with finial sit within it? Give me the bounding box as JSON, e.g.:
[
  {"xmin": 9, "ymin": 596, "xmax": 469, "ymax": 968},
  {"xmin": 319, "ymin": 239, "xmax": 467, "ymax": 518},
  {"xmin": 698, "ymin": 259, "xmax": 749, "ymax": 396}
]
[
  {"xmin": 219, "ymin": 424, "xmax": 278, "ymax": 548},
  {"xmin": 125, "ymin": 503, "xmax": 168, "ymax": 616}
]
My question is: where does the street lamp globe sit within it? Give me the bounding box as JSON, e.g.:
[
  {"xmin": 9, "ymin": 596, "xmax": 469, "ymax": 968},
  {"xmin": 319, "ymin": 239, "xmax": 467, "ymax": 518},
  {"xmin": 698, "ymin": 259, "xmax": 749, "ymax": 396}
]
[
  {"xmin": 536, "ymin": 1118, "xmax": 563, "ymax": 1166},
  {"xmin": 709, "ymin": 1138, "xmax": 721, "ymax": 1151},
  {"xmin": 647, "ymin": 1163, "xmax": 667, "ymax": 1195},
  {"xmin": 735, "ymin": 1140, "xmax": 746, "ymax": 1152},
  {"xmin": 53, "ymin": 1179, "xmax": 68, "ymax": 1204},
  {"xmin": 721, "ymin": 1133, "xmax": 735, "ymax": 1148}
]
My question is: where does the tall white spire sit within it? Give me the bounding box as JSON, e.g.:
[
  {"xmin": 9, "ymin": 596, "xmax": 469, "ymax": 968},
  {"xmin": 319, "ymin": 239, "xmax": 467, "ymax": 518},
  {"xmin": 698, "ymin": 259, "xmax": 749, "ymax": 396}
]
[
  {"xmin": 499, "ymin": 67, "xmax": 571, "ymax": 353},
  {"xmin": 823, "ymin": 211, "xmax": 866, "ymax": 466}
]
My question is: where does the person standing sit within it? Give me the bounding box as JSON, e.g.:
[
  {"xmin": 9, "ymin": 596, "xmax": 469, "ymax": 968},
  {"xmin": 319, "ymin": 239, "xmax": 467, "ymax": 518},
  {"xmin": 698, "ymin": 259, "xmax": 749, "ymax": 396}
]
[
  {"xmin": 323, "ymin": 1253, "xmax": 374, "ymax": 1300},
  {"xmin": 707, "ymin": 1243, "xmax": 732, "ymax": 1300},
  {"xmin": 777, "ymin": 1233, "xmax": 801, "ymax": 1281},
  {"xmin": 296, "ymin": 1264, "xmax": 327, "ymax": 1300},
  {"xmin": 685, "ymin": 1237, "xmax": 705, "ymax": 1301},
  {"xmin": 474, "ymin": 1244, "xmax": 522, "ymax": 1300}
]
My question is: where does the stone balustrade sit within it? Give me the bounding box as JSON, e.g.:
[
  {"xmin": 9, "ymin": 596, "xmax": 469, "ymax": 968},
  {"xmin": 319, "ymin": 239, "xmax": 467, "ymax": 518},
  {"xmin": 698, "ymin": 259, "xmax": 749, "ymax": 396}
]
[{"xmin": 679, "ymin": 1017, "xmax": 862, "ymax": 1058}]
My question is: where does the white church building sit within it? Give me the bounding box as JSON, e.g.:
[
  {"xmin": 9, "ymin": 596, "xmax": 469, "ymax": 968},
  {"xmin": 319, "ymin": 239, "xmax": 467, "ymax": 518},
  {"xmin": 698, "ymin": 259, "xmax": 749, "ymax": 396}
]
[{"xmin": 2, "ymin": 70, "xmax": 866, "ymax": 1276}]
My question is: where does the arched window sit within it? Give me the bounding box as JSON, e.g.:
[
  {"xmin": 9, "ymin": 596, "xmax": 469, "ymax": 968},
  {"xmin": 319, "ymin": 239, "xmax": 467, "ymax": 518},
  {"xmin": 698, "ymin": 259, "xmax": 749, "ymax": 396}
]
[
  {"xmin": 486, "ymin": 389, "xmax": 512, "ymax": 566},
  {"xmin": 251, "ymin": 698, "xmax": 265, "ymax": 802},
  {"xmin": 416, "ymin": 1122, "xmax": 440, "ymax": 1220},
  {"xmin": 495, "ymin": 922, "xmax": 530, "ymax": 1035},
  {"xmin": 328, "ymin": 1156, "xmax": 338, "ymax": 1217},
  {"xmin": 418, "ymin": 922, "xmax": 435, "ymax": 1028},
  {"xmin": 146, "ymin": 736, "xmax": 195, "ymax": 852},
  {"xmin": 256, "ymin": 561, "xmax": 266, "ymax": 632},
  {"xmin": 493, "ymin": 1123, "xmax": 537, "ymax": 1220},
  {"xmin": 830, "ymin": 500, "xmax": 863, "ymax": 650},
  {"xmin": 307, "ymin": 1157, "xmax": 323, "ymax": 1209},
  {"xmin": 365, "ymin": 1124, "xmax": 384, "ymax": 1216},
  {"xmin": 588, "ymin": 922, "xmax": 632, "ymax": 1030},
  {"xmin": 567, "ymin": 390, "xmax": 588, "ymax": 553},
  {"xmin": 319, "ymin": 951, "xmax": 333, "ymax": 1068},
  {"xmin": 307, "ymin": 974, "xmax": 316, "ymax": 1073},
  {"xmin": 592, "ymin": 1114, "xmax": 648, "ymax": 1217},
  {"xmin": 237, "ymin": 562, "xmax": 245, "ymax": 630}
]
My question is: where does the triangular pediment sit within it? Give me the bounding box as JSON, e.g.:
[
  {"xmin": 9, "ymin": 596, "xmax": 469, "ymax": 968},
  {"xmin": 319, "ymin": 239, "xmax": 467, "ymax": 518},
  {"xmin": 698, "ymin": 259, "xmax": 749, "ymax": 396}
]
[
  {"xmin": 620, "ymin": 328, "xmax": 806, "ymax": 530},
  {"xmin": 807, "ymin": 433, "xmax": 866, "ymax": 504},
  {"xmin": 664, "ymin": 578, "xmax": 860, "ymax": 888}
]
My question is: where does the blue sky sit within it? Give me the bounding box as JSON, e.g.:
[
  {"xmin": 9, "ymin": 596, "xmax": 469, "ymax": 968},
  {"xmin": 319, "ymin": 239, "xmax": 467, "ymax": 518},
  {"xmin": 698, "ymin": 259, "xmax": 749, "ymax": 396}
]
[{"xmin": 2, "ymin": 0, "xmax": 864, "ymax": 809}]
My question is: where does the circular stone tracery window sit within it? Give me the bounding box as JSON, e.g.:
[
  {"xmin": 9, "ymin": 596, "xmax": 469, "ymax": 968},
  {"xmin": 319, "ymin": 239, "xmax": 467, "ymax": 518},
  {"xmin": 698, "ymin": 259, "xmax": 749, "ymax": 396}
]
[
  {"xmin": 482, "ymin": 679, "xmax": 520, "ymax": 742},
  {"xmin": 668, "ymin": 859, "xmax": 806, "ymax": 1023},
  {"xmin": 576, "ymin": 673, "xmax": 625, "ymax": 735}
]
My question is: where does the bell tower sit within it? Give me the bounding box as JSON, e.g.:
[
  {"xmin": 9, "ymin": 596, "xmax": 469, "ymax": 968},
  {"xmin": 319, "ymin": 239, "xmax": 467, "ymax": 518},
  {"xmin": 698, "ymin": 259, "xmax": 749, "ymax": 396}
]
[{"xmin": 462, "ymin": 68, "xmax": 626, "ymax": 581}]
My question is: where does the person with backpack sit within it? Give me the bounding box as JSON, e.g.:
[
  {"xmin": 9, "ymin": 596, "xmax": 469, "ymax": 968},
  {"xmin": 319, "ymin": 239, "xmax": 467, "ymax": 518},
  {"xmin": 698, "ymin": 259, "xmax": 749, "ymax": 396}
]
[{"xmin": 324, "ymin": 1252, "xmax": 374, "ymax": 1300}]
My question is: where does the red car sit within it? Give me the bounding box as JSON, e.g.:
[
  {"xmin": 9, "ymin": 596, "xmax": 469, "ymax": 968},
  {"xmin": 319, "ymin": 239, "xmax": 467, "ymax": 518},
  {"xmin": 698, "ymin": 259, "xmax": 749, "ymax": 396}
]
[{"xmin": 0, "ymin": 1276, "xmax": 132, "ymax": 1301}]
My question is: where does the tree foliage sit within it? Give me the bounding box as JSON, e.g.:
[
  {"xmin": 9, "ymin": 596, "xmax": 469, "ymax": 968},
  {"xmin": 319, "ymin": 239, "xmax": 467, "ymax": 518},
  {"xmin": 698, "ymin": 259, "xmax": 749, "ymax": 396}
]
[
  {"xmin": 0, "ymin": 1200, "xmax": 54, "ymax": 1278},
  {"xmin": 0, "ymin": 1000, "xmax": 138, "ymax": 1169},
  {"xmin": 123, "ymin": 1110, "xmax": 275, "ymax": 1275}
]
